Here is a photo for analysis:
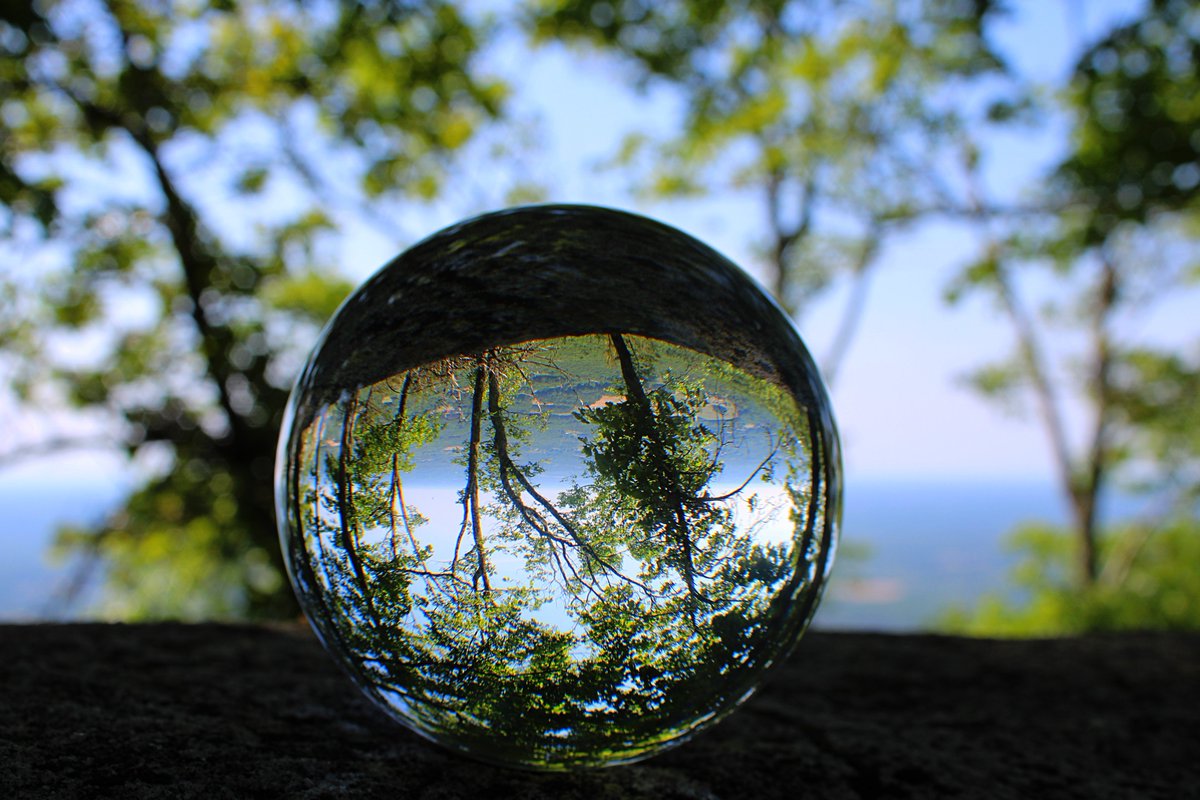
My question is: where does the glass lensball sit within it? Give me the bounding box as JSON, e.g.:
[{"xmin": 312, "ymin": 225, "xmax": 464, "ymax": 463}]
[{"xmin": 275, "ymin": 205, "xmax": 841, "ymax": 770}]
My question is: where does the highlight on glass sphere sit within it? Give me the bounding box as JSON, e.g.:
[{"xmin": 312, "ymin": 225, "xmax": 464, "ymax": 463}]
[{"xmin": 275, "ymin": 204, "xmax": 841, "ymax": 770}]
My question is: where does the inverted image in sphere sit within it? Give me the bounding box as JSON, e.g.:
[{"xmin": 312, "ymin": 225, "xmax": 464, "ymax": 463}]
[{"xmin": 276, "ymin": 205, "xmax": 841, "ymax": 770}]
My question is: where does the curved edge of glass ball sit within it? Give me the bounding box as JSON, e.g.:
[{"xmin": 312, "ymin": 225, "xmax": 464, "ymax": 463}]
[{"xmin": 274, "ymin": 203, "xmax": 842, "ymax": 771}]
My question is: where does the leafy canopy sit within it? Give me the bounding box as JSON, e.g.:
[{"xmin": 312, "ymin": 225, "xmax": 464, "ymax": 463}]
[
  {"xmin": 0, "ymin": 0, "xmax": 508, "ymax": 618},
  {"xmin": 941, "ymin": 0, "xmax": 1200, "ymax": 634}
]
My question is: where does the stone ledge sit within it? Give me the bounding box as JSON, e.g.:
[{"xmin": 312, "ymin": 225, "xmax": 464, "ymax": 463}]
[{"xmin": 1, "ymin": 624, "xmax": 1196, "ymax": 799}]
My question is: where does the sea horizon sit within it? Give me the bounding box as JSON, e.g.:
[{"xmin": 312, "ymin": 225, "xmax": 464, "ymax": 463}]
[{"xmin": 0, "ymin": 474, "xmax": 1140, "ymax": 629}]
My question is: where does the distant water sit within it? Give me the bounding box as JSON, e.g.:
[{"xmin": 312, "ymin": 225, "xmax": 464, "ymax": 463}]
[
  {"xmin": 0, "ymin": 479, "xmax": 128, "ymax": 621},
  {"xmin": 813, "ymin": 478, "xmax": 1148, "ymax": 630},
  {"xmin": 0, "ymin": 476, "xmax": 1146, "ymax": 629}
]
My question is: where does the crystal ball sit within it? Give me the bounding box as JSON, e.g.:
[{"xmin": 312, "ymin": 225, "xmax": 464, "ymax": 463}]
[{"xmin": 275, "ymin": 205, "xmax": 841, "ymax": 770}]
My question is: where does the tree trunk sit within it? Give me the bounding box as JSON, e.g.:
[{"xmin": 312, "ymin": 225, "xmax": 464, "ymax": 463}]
[
  {"xmin": 609, "ymin": 334, "xmax": 704, "ymax": 620},
  {"xmin": 465, "ymin": 365, "xmax": 491, "ymax": 593}
]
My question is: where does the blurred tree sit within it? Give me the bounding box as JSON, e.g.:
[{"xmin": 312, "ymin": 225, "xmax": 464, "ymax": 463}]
[
  {"xmin": 942, "ymin": 0, "xmax": 1200, "ymax": 633},
  {"xmin": 0, "ymin": 0, "xmax": 508, "ymax": 618},
  {"xmin": 527, "ymin": 0, "xmax": 1011, "ymax": 381},
  {"xmin": 530, "ymin": 0, "xmax": 1199, "ymax": 633}
]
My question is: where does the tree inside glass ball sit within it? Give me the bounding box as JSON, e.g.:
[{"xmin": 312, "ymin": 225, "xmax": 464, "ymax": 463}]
[{"xmin": 275, "ymin": 205, "xmax": 841, "ymax": 770}]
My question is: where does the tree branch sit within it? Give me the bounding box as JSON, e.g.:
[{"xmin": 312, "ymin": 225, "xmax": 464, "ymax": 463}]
[
  {"xmin": 821, "ymin": 222, "xmax": 883, "ymax": 385},
  {"xmin": 55, "ymin": 83, "xmax": 249, "ymax": 448},
  {"xmin": 1074, "ymin": 250, "xmax": 1121, "ymax": 585},
  {"xmin": 764, "ymin": 163, "xmax": 818, "ymax": 308},
  {"xmin": 485, "ymin": 370, "xmax": 651, "ymax": 598}
]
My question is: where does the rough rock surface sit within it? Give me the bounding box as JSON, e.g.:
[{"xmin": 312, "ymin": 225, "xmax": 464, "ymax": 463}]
[{"xmin": 1, "ymin": 624, "xmax": 1196, "ymax": 799}]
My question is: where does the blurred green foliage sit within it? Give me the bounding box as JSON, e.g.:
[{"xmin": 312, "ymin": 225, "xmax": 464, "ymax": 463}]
[
  {"xmin": 939, "ymin": 518, "xmax": 1200, "ymax": 635},
  {"xmin": 1057, "ymin": 0, "xmax": 1200, "ymax": 242},
  {"xmin": 0, "ymin": 0, "xmax": 506, "ymax": 619},
  {"xmin": 0, "ymin": 0, "xmax": 1197, "ymax": 631},
  {"xmin": 939, "ymin": 0, "xmax": 1200, "ymax": 633},
  {"xmin": 531, "ymin": 0, "xmax": 1200, "ymax": 635},
  {"xmin": 530, "ymin": 0, "xmax": 1009, "ymax": 381}
]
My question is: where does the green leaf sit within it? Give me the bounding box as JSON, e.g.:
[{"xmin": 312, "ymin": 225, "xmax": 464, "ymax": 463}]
[
  {"xmin": 261, "ymin": 270, "xmax": 353, "ymax": 323},
  {"xmin": 234, "ymin": 167, "xmax": 269, "ymax": 195}
]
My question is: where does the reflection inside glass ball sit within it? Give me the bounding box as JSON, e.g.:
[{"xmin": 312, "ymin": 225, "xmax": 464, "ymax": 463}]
[{"xmin": 277, "ymin": 205, "xmax": 839, "ymax": 770}]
